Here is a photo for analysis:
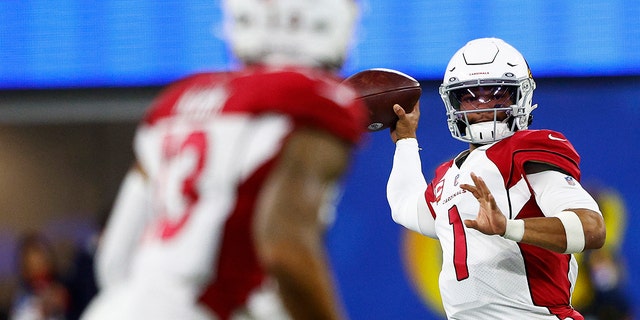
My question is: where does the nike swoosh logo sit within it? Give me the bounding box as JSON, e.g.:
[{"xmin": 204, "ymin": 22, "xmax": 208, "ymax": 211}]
[{"xmin": 548, "ymin": 134, "xmax": 567, "ymax": 142}]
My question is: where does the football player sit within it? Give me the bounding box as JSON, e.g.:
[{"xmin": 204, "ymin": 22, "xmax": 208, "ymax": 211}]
[
  {"xmin": 81, "ymin": 0, "xmax": 366, "ymax": 319},
  {"xmin": 387, "ymin": 37, "xmax": 605, "ymax": 319}
]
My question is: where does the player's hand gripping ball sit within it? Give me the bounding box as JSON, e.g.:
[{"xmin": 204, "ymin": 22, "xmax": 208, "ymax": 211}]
[{"xmin": 343, "ymin": 68, "xmax": 421, "ymax": 131}]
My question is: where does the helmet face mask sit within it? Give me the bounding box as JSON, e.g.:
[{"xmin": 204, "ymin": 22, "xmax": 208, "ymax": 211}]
[
  {"xmin": 222, "ymin": 0, "xmax": 358, "ymax": 70},
  {"xmin": 439, "ymin": 38, "xmax": 537, "ymax": 144}
]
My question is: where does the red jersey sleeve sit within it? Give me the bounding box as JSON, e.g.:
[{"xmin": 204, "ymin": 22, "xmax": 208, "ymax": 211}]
[
  {"xmin": 425, "ymin": 160, "xmax": 454, "ymax": 219},
  {"xmin": 487, "ymin": 129, "xmax": 582, "ymax": 188}
]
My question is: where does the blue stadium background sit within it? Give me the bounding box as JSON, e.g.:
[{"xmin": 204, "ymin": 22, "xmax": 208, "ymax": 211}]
[{"xmin": 1, "ymin": 1, "xmax": 638, "ymax": 319}]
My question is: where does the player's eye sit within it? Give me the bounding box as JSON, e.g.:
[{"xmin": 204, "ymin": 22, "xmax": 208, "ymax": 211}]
[
  {"xmin": 460, "ymin": 94, "xmax": 475, "ymax": 103},
  {"xmin": 455, "ymin": 89, "xmax": 476, "ymax": 103}
]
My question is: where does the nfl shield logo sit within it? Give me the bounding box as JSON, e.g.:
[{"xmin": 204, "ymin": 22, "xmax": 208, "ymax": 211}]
[{"xmin": 564, "ymin": 176, "xmax": 576, "ymax": 186}]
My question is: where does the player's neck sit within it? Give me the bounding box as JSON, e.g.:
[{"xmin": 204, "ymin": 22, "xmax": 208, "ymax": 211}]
[
  {"xmin": 454, "ymin": 149, "xmax": 471, "ymax": 168},
  {"xmin": 469, "ymin": 144, "xmax": 481, "ymax": 152}
]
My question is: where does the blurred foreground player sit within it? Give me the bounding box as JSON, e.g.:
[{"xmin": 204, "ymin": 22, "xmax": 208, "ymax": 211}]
[
  {"xmin": 386, "ymin": 38, "xmax": 606, "ymax": 319},
  {"xmin": 81, "ymin": 0, "xmax": 366, "ymax": 319}
]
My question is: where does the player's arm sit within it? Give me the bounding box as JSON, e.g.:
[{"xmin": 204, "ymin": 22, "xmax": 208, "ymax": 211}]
[
  {"xmin": 94, "ymin": 161, "xmax": 151, "ymax": 288},
  {"xmin": 386, "ymin": 138, "xmax": 435, "ymax": 236},
  {"xmin": 386, "ymin": 102, "xmax": 436, "ymax": 236},
  {"xmin": 254, "ymin": 128, "xmax": 349, "ymax": 320},
  {"xmin": 462, "ymin": 163, "xmax": 606, "ymax": 254},
  {"xmin": 518, "ymin": 162, "xmax": 605, "ymax": 253}
]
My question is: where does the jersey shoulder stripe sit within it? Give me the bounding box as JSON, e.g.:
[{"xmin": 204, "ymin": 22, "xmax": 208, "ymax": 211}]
[{"xmin": 487, "ymin": 129, "xmax": 581, "ymax": 188}]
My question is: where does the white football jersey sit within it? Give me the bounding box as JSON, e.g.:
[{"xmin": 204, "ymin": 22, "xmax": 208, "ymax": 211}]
[
  {"xmin": 84, "ymin": 66, "xmax": 366, "ymax": 320},
  {"xmin": 425, "ymin": 130, "xmax": 584, "ymax": 319}
]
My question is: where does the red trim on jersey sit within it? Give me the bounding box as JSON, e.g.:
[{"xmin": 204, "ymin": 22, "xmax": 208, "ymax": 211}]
[
  {"xmin": 197, "ymin": 159, "xmax": 276, "ymax": 320},
  {"xmin": 520, "ymin": 242, "xmax": 583, "ymax": 319},
  {"xmin": 547, "ymin": 306, "xmax": 584, "ymax": 320},
  {"xmin": 425, "ymin": 160, "xmax": 453, "ymax": 219},
  {"xmin": 488, "ymin": 129, "xmax": 581, "ymax": 190},
  {"xmin": 485, "ymin": 130, "xmax": 583, "ymax": 318},
  {"xmin": 517, "ymin": 199, "xmax": 577, "ymax": 315}
]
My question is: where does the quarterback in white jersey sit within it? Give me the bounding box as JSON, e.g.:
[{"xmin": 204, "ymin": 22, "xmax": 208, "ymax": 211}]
[
  {"xmin": 82, "ymin": 1, "xmax": 365, "ymax": 320},
  {"xmin": 387, "ymin": 38, "xmax": 605, "ymax": 319}
]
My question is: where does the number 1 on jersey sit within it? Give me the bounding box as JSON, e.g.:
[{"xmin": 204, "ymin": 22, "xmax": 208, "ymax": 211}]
[{"xmin": 448, "ymin": 206, "xmax": 469, "ymax": 281}]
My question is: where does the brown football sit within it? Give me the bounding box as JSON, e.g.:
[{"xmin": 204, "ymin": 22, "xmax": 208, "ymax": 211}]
[{"xmin": 343, "ymin": 68, "xmax": 421, "ymax": 131}]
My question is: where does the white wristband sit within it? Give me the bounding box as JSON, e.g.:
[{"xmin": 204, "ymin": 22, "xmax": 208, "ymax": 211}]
[
  {"xmin": 502, "ymin": 219, "xmax": 525, "ymax": 242},
  {"xmin": 556, "ymin": 211, "xmax": 585, "ymax": 254}
]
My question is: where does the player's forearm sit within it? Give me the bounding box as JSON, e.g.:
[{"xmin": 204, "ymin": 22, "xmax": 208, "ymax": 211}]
[
  {"xmin": 521, "ymin": 170, "xmax": 606, "ymax": 253},
  {"xmin": 254, "ymin": 129, "xmax": 349, "ymax": 319},
  {"xmin": 514, "ymin": 209, "xmax": 605, "ymax": 253},
  {"xmin": 259, "ymin": 235, "xmax": 346, "ymax": 320}
]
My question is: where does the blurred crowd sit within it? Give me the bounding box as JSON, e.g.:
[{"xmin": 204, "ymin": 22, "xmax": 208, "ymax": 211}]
[{"xmin": 1, "ymin": 224, "xmax": 102, "ymax": 320}]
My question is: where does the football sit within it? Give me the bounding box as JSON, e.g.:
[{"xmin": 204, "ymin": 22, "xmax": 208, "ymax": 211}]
[{"xmin": 343, "ymin": 68, "xmax": 421, "ymax": 131}]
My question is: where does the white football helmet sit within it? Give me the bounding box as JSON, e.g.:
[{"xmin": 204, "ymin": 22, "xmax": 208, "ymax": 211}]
[
  {"xmin": 439, "ymin": 38, "xmax": 537, "ymax": 144},
  {"xmin": 222, "ymin": 0, "xmax": 359, "ymax": 69}
]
